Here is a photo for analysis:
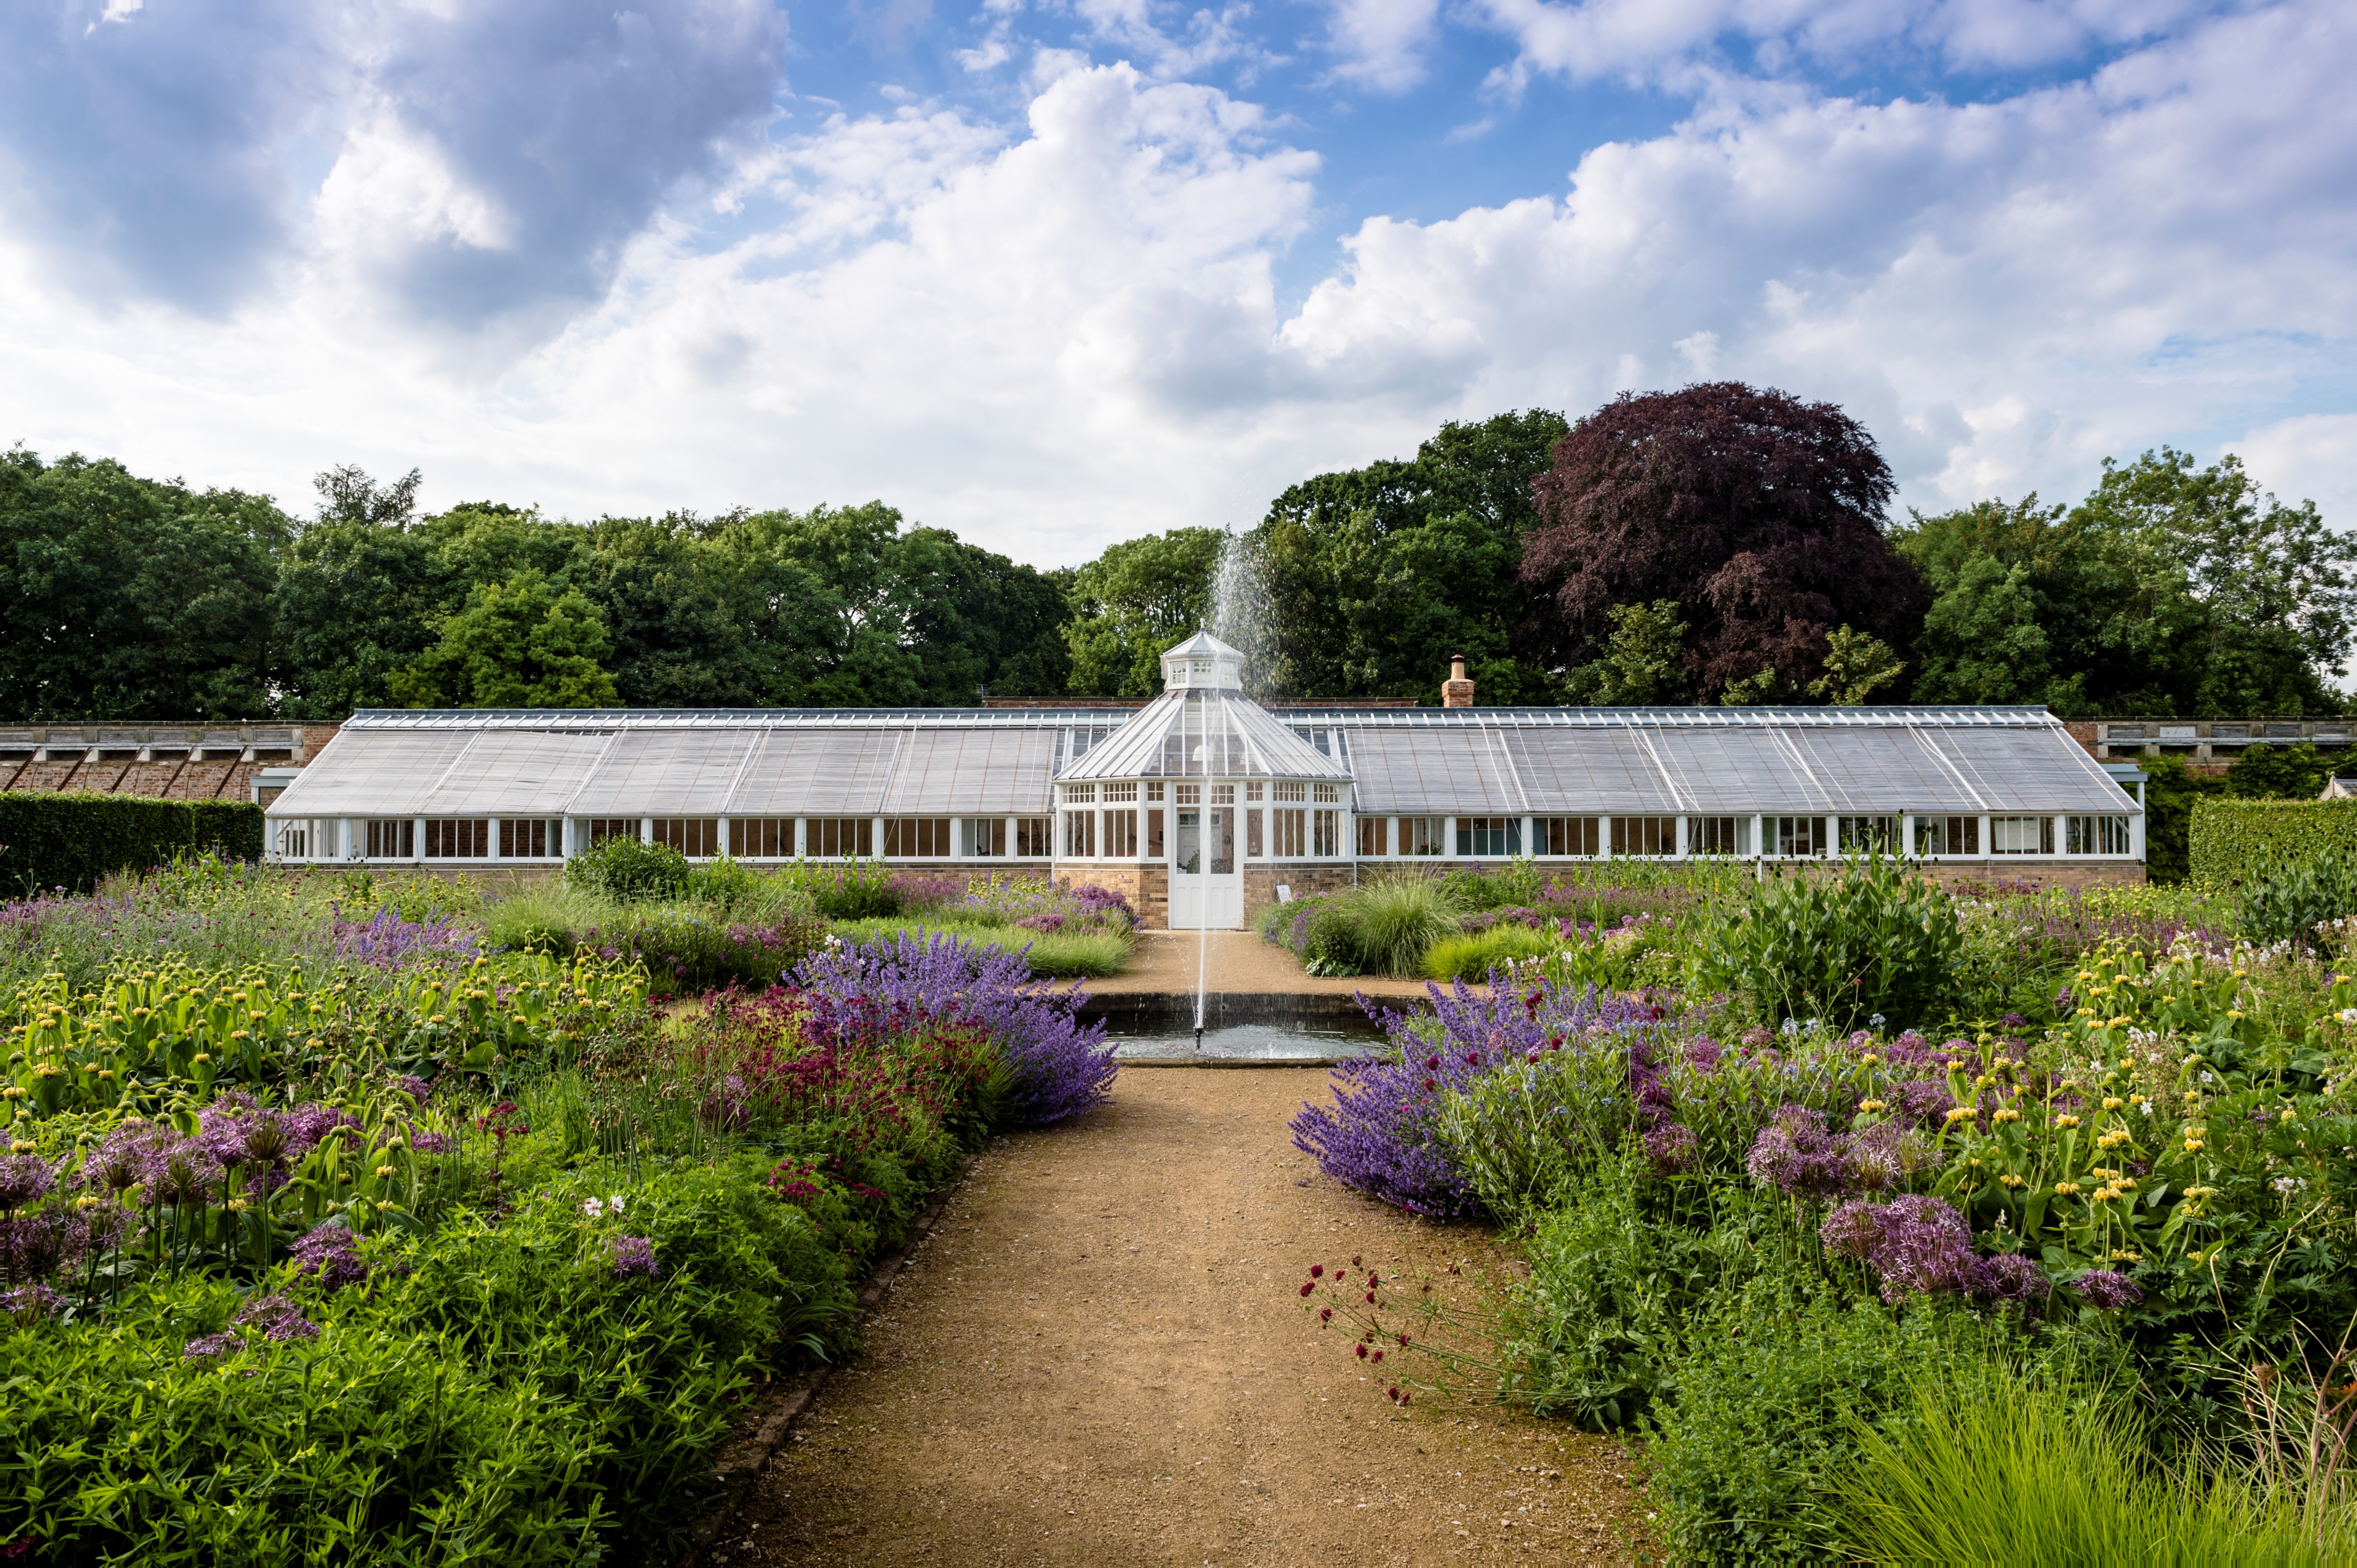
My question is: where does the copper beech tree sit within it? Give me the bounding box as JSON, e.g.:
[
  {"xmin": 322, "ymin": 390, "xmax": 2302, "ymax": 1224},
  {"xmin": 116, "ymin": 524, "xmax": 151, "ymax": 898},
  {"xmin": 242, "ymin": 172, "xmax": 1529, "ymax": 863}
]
[{"xmin": 1521, "ymin": 383, "xmax": 1927, "ymax": 703}]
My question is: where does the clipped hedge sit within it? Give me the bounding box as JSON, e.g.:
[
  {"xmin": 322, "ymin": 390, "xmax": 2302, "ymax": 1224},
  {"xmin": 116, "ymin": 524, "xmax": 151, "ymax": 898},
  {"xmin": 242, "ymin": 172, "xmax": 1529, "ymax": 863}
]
[
  {"xmin": 2188, "ymin": 796, "xmax": 2357, "ymax": 888},
  {"xmin": 0, "ymin": 791, "xmax": 263, "ymax": 895}
]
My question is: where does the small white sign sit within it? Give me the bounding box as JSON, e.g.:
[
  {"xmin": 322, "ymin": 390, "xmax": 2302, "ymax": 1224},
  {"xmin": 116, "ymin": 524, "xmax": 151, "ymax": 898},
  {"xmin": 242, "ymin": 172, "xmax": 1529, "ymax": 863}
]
[{"xmin": 1275, "ymin": 885, "xmax": 1292, "ymax": 903}]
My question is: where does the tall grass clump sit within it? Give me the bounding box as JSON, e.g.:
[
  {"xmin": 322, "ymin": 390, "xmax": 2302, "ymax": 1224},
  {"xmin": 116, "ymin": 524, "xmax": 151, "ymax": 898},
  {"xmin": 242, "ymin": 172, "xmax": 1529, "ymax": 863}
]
[
  {"xmin": 1422, "ymin": 923, "xmax": 1555, "ymax": 982},
  {"xmin": 1343, "ymin": 874, "xmax": 1460, "ymax": 976}
]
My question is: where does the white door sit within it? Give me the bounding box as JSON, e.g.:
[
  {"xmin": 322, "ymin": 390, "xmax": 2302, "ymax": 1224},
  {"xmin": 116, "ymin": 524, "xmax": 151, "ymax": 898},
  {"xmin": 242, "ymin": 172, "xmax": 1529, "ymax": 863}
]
[{"xmin": 1169, "ymin": 805, "xmax": 1244, "ymax": 928}]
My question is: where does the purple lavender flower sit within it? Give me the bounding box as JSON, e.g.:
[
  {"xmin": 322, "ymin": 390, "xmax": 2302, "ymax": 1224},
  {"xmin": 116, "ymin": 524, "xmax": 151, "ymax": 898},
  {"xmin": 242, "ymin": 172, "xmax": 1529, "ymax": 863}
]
[
  {"xmin": 792, "ymin": 932, "xmax": 1116, "ymax": 1125},
  {"xmin": 1289, "ymin": 977, "xmax": 1659, "ymax": 1218},
  {"xmin": 289, "ymin": 1226, "xmax": 369, "ymax": 1289},
  {"xmin": 2074, "ymin": 1269, "xmax": 2144, "ymax": 1311},
  {"xmin": 610, "ymin": 1235, "xmax": 659, "ymax": 1278},
  {"xmin": 332, "ymin": 904, "xmax": 480, "ymax": 968}
]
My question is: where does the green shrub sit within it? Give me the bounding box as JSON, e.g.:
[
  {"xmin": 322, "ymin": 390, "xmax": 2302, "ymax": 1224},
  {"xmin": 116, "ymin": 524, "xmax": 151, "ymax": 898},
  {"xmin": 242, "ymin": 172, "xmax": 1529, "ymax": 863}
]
[
  {"xmin": 1645, "ymin": 1283, "xmax": 2013, "ymax": 1565},
  {"xmin": 1339, "ymin": 874, "xmax": 1459, "ymax": 976},
  {"xmin": 776, "ymin": 858, "xmax": 899, "ymax": 919},
  {"xmin": 1832, "ymin": 1372, "xmax": 2355, "ymax": 1567},
  {"xmin": 1692, "ymin": 854, "xmax": 1963, "ymax": 1032},
  {"xmin": 1422, "ymin": 923, "xmax": 1555, "ymax": 982},
  {"xmin": 0, "ymin": 793, "xmax": 262, "ymax": 896},
  {"xmin": 564, "ymin": 835, "xmax": 690, "ymax": 901},
  {"xmin": 2193, "ymin": 797, "xmax": 2357, "ymax": 889},
  {"xmin": 1441, "ymin": 858, "xmax": 1546, "ymax": 912},
  {"xmin": 2240, "ymin": 846, "xmax": 2357, "ymax": 953},
  {"xmin": 481, "ymin": 883, "xmax": 617, "ymax": 953},
  {"xmin": 683, "ymin": 854, "xmax": 763, "ymax": 910}
]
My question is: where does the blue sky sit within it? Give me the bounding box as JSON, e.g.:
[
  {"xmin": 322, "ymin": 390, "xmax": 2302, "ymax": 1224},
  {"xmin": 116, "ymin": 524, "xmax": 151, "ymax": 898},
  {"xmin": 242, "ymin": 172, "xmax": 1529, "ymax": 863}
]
[{"xmin": 0, "ymin": 0, "xmax": 2350, "ymax": 565}]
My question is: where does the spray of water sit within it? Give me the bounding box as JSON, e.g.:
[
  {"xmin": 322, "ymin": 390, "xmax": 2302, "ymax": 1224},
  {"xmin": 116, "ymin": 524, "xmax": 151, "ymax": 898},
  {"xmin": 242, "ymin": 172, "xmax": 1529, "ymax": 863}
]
[{"xmin": 1208, "ymin": 529, "xmax": 1277, "ymax": 699}]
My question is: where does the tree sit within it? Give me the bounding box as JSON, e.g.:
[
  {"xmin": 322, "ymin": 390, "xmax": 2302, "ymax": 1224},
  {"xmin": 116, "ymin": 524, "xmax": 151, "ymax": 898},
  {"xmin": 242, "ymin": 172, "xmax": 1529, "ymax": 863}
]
[
  {"xmin": 1561, "ymin": 600, "xmax": 1688, "ymax": 703},
  {"xmin": 313, "ymin": 464, "xmax": 422, "ymax": 528},
  {"xmin": 1522, "ymin": 384, "xmax": 1925, "ymax": 703},
  {"xmin": 0, "ymin": 450, "xmax": 283, "ymax": 719},
  {"xmin": 1245, "ymin": 409, "xmax": 1569, "ymax": 701},
  {"xmin": 1809, "ymin": 625, "xmax": 1906, "ymax": 705},
  {"xmin": 1062, "ymin": 528, "xmax": 1224, "ymax": 697},
  {"xmin": 387, "ymin": 570, "xmax": 620, "ymax": 708}
]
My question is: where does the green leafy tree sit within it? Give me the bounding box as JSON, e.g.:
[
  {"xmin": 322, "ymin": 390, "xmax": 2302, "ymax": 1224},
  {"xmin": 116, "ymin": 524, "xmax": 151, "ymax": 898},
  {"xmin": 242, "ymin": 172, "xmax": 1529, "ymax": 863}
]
[
  {"xmin": 1809, "ymin": 625, "xmax": 1906, "ymax": 705},
  {"xmin": 2138, "ymin": 756, "xmax": 2224, "ymax": 884},
  {"xmin": 1062, "ymin": 528, "xmax": 1223, "ymax": 697},
  {"xmin": 0, "ymin": 450, "xmax": 284, "ymax": 719},
  {"xmin": 1243, "ymin": 409, "xmax": 1569, "ymax": 701},
  {"xmin": 2224, "ymin": 741, "xmax": 2341, "ymax": 801},
  {"xmin": 387, "ymin": 570, "xmax": 620, "ymax": 708},
  {"xmin": 1562, "ymin": 600, "xmax": 1689, "ymax": 703}
]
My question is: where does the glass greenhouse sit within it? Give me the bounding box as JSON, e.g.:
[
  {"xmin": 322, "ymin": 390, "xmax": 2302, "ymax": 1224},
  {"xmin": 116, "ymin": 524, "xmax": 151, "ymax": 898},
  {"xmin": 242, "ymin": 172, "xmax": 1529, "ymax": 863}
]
[{"xmin": 264, "ymin": 631, "xmax": 2144, "ymax": 928}]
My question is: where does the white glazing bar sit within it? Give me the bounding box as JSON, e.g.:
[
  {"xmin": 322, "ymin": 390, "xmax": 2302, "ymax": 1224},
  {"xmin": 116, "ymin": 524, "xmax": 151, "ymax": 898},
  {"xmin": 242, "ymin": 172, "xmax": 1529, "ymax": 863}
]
[{"xmin": 487, "ymin": 817, "xmax": 501, "ymax": 864}]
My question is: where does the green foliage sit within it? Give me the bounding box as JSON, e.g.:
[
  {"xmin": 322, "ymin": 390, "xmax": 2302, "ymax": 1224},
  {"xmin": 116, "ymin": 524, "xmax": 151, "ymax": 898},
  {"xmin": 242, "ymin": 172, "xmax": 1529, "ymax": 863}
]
[
  {"xmin": 1806, "ymin": 624, "xmax": 1905, "ymax": 704},
  {"xmin": 2143, "ymin": 754, "xmax": 2226, "ymax": 883},
  {"xmin": 387, "ymin": 568, "xmax": 622, "ymax": 707},
  {"xmin": 2226, "ymin": 740, "xmax": 2345, "ymax": 801},
  {"xmin": 1300, "ymin": 901, "xmax": 1365, "ymax": 977},
  {"xmin": 565, "ymin": 835, "xmax": 691, "ymax": 901},
  {"xmin": 2191, "ymin": 797, "xmax": 2357, "ymax": 888},
  {"xmin": 1693, "ymin": 856, "xmax": 1964, "ymax": 1031},
  {"xmin": 1832, "ymin": 1371, "xmax": 2356, "ymax": 1567},
  {"xmin": 1559, "ymin": 599, "xmax": 1688, "ymax": 704},
  {"xmin": 2240, "ymin": 847, "xmax": 2357, "ymax": 953},
  {"xmin": 0, "ymin": 794, "xmax": 263, "ymax": 895},
  {"xmin": 1422, "ymin": 923, "xmax": 1556, "ymax": 982},
  {"xmin": 829, "ymin": 917, "xmax": 1132, "ymax": 978}
]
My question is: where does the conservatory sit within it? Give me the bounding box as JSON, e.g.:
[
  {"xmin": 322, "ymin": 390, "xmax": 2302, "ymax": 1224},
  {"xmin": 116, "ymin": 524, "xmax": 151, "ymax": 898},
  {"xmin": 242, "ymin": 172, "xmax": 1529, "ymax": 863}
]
[{"xmin": 263, "ymin": 632, "xmax": 2145, "ymax": 928}]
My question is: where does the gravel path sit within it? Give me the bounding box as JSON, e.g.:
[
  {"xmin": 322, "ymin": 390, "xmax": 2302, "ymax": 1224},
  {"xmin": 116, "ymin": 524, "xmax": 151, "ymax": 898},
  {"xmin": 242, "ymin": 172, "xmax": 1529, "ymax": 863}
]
[{"xmin": 713, "ymin": 1068, "xmax": 1642, "ymax": 1566}]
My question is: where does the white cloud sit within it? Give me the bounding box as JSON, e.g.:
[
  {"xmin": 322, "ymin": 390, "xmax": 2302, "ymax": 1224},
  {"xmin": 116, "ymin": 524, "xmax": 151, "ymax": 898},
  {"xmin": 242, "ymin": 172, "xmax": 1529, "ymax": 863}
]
[
  {"xmin": 1321, "ymin": 0, "xmax": 1442, "ymax": 92},
  {"xmin": 2233, "ymin": 414, "xmax": 2357, "ymax": 528}
]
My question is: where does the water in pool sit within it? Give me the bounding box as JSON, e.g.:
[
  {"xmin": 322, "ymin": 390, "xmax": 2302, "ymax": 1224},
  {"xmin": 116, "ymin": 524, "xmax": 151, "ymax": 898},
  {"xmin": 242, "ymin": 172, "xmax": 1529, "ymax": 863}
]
[{"xmin": 1101, "ymin": 1015, "xmax": 1391, "ymax": 1061}]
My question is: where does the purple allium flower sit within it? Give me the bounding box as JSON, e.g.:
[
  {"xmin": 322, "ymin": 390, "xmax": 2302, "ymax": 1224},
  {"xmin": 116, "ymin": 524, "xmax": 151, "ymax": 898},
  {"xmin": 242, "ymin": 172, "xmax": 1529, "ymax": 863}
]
[
  {"xmin": 2075, "ymin": 1269, "xmax": 2144, "ymax": 1311},
  {"xmin": 183, "ymin": 1332, "xmax": 242, "ymax": 1362},
  {"xmin": 1747, "ymin": 1107, "xmax": 1854, "ymax": 1199},
  {"xmin": 1739, "ymin": 1026, "xmax": 1773, "ymax": 1049},
  {"xmin": 1682, "ymin": 1036, "xmax": 1722, "ymax": 1072},
  {"xmin": 1971, "ymin": 1252, "xmax": 2047, "ymax": 1310},
  {"xmin": 289, "ymin": 1226, "xmax": 368, "ymax": 1289},
  {"xmin": 2, "ymin": 1282, "xmax": 61, "ymax": 1323},
  {"xmin": 1643, "ymin": 1122, "xmax": 1698, "ymax": 1173},
  {"xmin": 233, "ymin": 1294, "xmax": 320, "ymax": 1343},
  {"xmin": 1999, "ymin": 1012, "xmax": 2030, "ymax": 1030},
  {"xmin": 1893, "ymin": 1079, "xmax": 1957, "ymax": 1127},
  {"xmin": 610, "ymin": 1235, "xmax": 659, "ymax": 1278},
  {"xmin": 279, "ymin": 1104, "xmax": 360, "ymax": 1158},
  {"xmin": 1864, "ymin": 1195, "xmax": 1980, "ymax": 1301},
  {"xmin": 0, "ymin": 1155, "xmax": 55, "ymax": 1212},
  {"xmin": 1821, "ymin": 1198, "xmax": 1885, "ymax": 1259},
  {"xmin": 393, "ymin": 1075, "xmax": 434, "ymax": 1104}
]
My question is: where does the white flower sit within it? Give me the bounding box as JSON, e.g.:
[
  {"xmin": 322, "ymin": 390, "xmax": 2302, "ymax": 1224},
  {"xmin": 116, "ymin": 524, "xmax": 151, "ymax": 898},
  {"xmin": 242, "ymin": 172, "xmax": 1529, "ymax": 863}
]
[
  {"xmin": 2273, "ymin": 1176, "xmax": 2308, "ymax": 1195},
  {"xmin": 1868, "ymin": 1013, "xmax": 1886, "ymax": 1030},
  {"xmin": 582, "ymin": 1197, "xmax": 605, "ymax": 1217},
  {"xmin": 2338, "ymin": 1008, "xmax": 2357, "ymax": 1024},
  {"xmin": 610, "ymin": 1195, "xmax": 625, "ymax": 1214}
]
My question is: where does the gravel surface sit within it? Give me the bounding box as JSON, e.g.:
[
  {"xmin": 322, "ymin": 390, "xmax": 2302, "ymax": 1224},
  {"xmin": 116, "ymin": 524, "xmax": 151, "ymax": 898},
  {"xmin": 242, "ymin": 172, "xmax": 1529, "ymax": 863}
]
[{"xmin": 713, "ymin": 1068, "xmax": 1644, "ymax": 1566}]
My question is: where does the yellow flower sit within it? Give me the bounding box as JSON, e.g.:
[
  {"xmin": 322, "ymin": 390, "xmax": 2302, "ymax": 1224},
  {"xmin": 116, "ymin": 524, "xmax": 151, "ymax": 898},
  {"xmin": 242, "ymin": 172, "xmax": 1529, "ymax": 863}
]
[
  {"xmin": 2108, "ymin": 1016, "xmax": 2132, "ymax": 1028},
  {"xmin": 191, "ymin": 1053, "xmax": 210, "ymax": 1065},
  {"xmin": 2228, "ymin": 1009, "xmax": 2245, "ymax": 1020},
  {"xmin": 227, "ymin": 1197, "xmax": 250, "ymax": 1213},
  {"xmin": 1859, "ymin": 1099, "xmax": 1886, "ymax": 1114},
  {"xmin": 2102, "ymin": 1096, "xmax": 2125, "ymax": 1111},
  {"xmin": 2184, "ymin": 1138, "xmax": 2206, "ymax": 1153},
  {"xmin": 2054, "ymin": 1114, "xmax": 2082, "ymax": 1130},
  {"xmin": 1975, "ymin": 1074, "xmax": 1997, "ymax": 1089},
  {"xmin": 374, "ymin": 1165, "xmax": 396, "ymax": 1179},
  {"xmin": 1992, "ymin": 1107, "xmax": 2023, "ymax": 1124},
  {"xmin": 2055, "ymin": 1181, "xmax": 2083, "ymax": 1196},
  {"xmin": 2000, "ymin": 1173, "xmax": 2028, "ymax": 1189}
]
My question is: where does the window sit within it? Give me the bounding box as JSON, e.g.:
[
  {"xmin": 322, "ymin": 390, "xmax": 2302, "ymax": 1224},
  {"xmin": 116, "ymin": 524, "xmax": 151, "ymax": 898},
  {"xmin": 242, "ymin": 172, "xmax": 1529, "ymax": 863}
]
[
  {"xmin": 1314, "ymin": 810, "xmax": 1339, "ymax": 857},
  {"xmin": 425, "ymin": 819, "xmax": 490, "ymax": 858},
  {"xmin": 1016, "ymin": 817, "xmax": 1053, "ymax": 857},
  {"xmin": 1101, "ymin": 781, "xmax": 1137, "ymax": 802},
  {"xmin": 1991, "ymin": 815, "xmax": 2054, "ymax": 855},
  {"xmin": 500, "ymin": 819, "xmax": 556, "ymax": 858},
  {"xmin": 1272, "ymin": 781, "xmax": 1306, "ymax": 802},
  {"xmin": 808, "ymin": 817, "xmax": 873, "ymax": 858},
  {"xmin": 1212, "ymin": 783, "xmax": 1236, "ymax": 805},
  {"xmin": 2066, "ymin": 815, "xmax": 2132, "ymax": 855},
  {"xmin": 1272, "ymin": 808, "xmax": 1306, "ymax": 857},
  {"xmin": 1400, "ymin": 816, "xmax": 1447, "ymax": 856},
  {"xmin": 1914, "ymin": 815, "xmax": 1979, "ymax": 855},
  {"xmin": 963, "ymin": 817, "xmax": 1007, "ymax": 857},
  {"xmin": 1106, "ymin": 809, "xmax": 1139, "ymax": 857},
  {"xmin": 1145, "ymin": 782, "xmax": 1165, "ymax": 801},
  {"xmin": 1456, "ymin": 817, "xmax": 1523, "ymax": 857},
  {"xmin": 1611, "ymin": 816, "xmax": 1678, "ymax": 857},
  {"xmin": 1245, "ymin": 781, "xmax": 1264, "ymax": 802},
  {"xmin": 1175, "ymin": 784, "xmax": 1201, "ymax": 805},
  {"xmin": 734, "ymin": 818, "xmax": 793, "ymax": 857},
  {"xmin": 1064, "ymin": 811, "xmax": 1096, "ymax": 857},
  {"xmin": 1764, "ymin": 816, "xmax": 1826, "ymax": 857},
  {"xmin": 365, "ymin": 819, "xmax": 414, "ymax": 858},
  {"xmin": 1062, "ymin": 783, "xmax": 1096, "ymax": 804},
  {"xmin": 274, "ymin": 821, "xmax": 313, "ymax": 858},
  {"xmin": 1837, "ymin": 815, "xmax": 1900, "ymax": 854},
  {"xmin": 582, "ymin": 818, "xmax": 639, "ymax": 848},
  {"xmin": 1532, "ymin": 817, "xmax": 1600, "ymax": 857},
  {"xmin": 1688, "ymin": 816, "xmax": 1750, "ymax": 855},
  {"xmin": 1356, "ymin": 815, "xmax": 1388, "ymax": 856},
  {"xmin": 886, "ymin": 817, "xmax": 952, "ymax": 858},
  {"xmin": 654, "ymin": 818, "xmax": 722, "ymax": 857},
  {"xmin": 1313, "ymin": 783, "xmax": 1341, "ymax": 803},
  {"xmin": 1247, "ymin": 808, "xmax": 1264, "ymax": 858}
]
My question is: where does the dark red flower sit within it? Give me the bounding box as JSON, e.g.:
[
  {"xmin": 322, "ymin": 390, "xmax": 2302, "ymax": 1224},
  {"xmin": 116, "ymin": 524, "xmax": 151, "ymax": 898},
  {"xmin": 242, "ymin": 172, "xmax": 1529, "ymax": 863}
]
[
  {"xmin": 1364, "ymin": 1291, "xmax": 1376, "ymax": 1303},
  {"xmin": 1372, "ymin": 1349, "xmax": 1384, "ymax": 1363},
  {"xmin": 1300, "ymin": 1282, "xmax": 1316, "ymax": 1297},
  {"xmin": 1356, "ymin": 1344, "xmax": 1368, "ymax": 1359},
  {"xmin": 1319, "ymin": 1307, "xmax": 1333, "ymax": 1322},
  {"xmin": 1310, "ymin": 1263, "xmax": 1324, "ymax": 1278},
  {"xmin": 1388, "ymin": 1386, "xmax": 1400, "ymax": 1401}
]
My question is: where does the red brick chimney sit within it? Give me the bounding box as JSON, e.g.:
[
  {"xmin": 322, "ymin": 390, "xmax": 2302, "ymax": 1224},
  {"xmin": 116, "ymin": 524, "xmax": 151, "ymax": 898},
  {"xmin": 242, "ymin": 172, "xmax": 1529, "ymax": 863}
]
[{"xmin": 1442, "ymin": 654, "xmax": 1475, "ymax": 708}]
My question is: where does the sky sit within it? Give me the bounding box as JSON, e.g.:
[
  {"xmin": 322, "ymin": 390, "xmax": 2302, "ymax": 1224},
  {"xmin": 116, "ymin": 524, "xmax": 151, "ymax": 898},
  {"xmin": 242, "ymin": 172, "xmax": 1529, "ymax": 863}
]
[{"xmin": 0, "ymin": 0, "xmax": 2351, "ymax": 567}]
